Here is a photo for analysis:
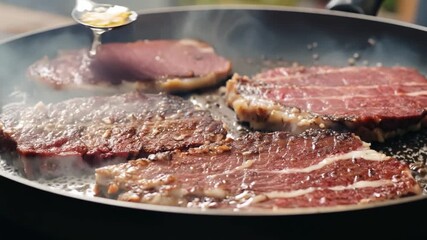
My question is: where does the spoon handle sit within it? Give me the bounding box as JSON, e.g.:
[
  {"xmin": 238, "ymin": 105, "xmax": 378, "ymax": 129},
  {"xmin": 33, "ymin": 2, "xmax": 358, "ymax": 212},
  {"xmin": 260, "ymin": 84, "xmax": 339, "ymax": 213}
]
[{"xmin": 89, "ymin": 27, "xmax": 111, "ymax": 57}]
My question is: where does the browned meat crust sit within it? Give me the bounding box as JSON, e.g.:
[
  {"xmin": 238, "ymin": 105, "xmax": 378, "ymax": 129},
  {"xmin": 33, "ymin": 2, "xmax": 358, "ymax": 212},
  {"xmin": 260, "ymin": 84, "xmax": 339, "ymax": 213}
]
[{"xmin": 0, "ymin": 92, "xmax": 226, "ymax": 179}]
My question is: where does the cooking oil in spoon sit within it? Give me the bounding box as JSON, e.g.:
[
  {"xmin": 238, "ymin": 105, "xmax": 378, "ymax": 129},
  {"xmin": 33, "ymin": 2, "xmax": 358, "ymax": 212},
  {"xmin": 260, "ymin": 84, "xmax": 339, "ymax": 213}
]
[{"xmin": 71, "ymin": 0, "xmax": 137, "ymax": 56}]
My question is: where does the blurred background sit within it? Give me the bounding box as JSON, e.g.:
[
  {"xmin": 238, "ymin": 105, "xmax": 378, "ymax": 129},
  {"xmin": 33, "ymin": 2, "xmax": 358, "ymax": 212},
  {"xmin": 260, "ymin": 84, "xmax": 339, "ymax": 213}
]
[{"xmin": 0, "ymin": 0, "xmax": 423, "ymax": 40}]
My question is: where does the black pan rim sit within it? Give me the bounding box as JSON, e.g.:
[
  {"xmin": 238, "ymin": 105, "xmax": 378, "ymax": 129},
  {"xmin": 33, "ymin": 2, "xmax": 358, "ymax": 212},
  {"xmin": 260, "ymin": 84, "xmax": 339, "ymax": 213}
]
[
  {"xmin": 1, "ymin": 164, "xmax": 426, "ymax": 216},
  {"xmin": 3, "ymin": 4, "xmax": 427, "ymax": 45}
]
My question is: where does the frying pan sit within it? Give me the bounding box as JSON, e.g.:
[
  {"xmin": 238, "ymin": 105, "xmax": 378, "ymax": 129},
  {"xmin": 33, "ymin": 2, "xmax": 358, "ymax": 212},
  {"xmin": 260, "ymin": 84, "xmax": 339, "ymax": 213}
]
[{"xmin": 1, "ymin": 1, "xmax": 427, "ymax": 239}]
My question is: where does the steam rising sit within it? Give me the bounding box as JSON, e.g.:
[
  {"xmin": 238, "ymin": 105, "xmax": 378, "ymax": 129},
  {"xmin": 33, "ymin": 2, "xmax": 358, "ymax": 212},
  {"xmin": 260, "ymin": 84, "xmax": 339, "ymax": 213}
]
[{"xmin": 0, "ymin": 27, "xmax": 92, "ymax": 107}]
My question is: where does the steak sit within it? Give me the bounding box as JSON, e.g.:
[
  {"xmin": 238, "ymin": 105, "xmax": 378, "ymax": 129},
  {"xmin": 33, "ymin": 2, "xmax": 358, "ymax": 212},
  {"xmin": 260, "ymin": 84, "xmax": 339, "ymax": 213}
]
[
  {"xmin": 226, "ymin": 66, "xmax": 427, "ymax": 142},
  {"xmin": 27, "ymin": 39, "xmax": 232, "ymax": 93},
  {"xmin": 0, "ymin": 92, "xmax": 226, "ymax": 179},
  {"xmin": 94, "ymin": 130, "xmax": 421, "ymax": 209}
]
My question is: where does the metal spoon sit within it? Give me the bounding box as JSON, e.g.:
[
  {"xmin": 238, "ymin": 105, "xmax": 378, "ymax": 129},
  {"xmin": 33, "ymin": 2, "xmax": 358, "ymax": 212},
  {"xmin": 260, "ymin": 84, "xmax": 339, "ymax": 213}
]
[{"xmin": 71, "ymin": 0, "xmax": 137, "ymax": 56}]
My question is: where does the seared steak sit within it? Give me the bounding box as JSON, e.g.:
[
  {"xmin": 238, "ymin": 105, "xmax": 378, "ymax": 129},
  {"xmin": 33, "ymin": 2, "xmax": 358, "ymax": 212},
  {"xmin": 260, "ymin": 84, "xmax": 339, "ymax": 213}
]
[
  {"xmin": 226, "ymin": 66, "xmax": 427, "ymax": 142},
  {"xmin": 0, "ymin": 92, "xmax": 226, "ymax": 179},
  {"xmin": 94, "ymin": 130, "xmax": 421, "ymax": 209},
  {"xmin": 27, "ymin": 39, "xmax": 232, "ymax": 92}
]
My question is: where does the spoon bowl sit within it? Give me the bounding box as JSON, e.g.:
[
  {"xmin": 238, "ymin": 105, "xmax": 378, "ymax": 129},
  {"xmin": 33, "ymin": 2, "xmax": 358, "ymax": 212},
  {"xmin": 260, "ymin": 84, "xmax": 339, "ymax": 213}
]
[
  {"xmin": 72, "ymin": 0, "xmax": 137, "ymax": 29},
  {"xmin": 71, "ymin": 0, "xmax": 137, "ymax": 56}
]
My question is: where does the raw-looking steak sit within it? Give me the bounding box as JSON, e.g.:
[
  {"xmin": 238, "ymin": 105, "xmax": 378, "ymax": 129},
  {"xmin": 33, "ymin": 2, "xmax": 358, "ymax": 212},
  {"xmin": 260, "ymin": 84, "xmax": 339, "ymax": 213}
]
[
  {"xmin": 94, "ymin": 129, "xmax": 421, "ymax": 209},
  {"xmin": 27, "ymin": 39, "xmax": 232, "ymax": 93},
  {"xmin": 226, "ymin": 66, "xmax": 427, "ymax": 142},
  {"xmin": 0, "ymin": 92, "xmax": 226, "ymax": 179}
]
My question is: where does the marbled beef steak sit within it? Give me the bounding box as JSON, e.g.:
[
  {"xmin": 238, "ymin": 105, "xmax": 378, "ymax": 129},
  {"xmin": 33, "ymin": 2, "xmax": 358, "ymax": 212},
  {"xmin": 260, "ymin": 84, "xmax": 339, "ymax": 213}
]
[
  {"xmin": 27, "ymin": 39, "xmax": 232, "ymax": 93},
  {"xmin": 226, "ymin": 66, "xmax": 427, "ymax": 142},
  {"xmin": 94, "ymin": 129, "xmax": 420, "ymax": 209}
]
